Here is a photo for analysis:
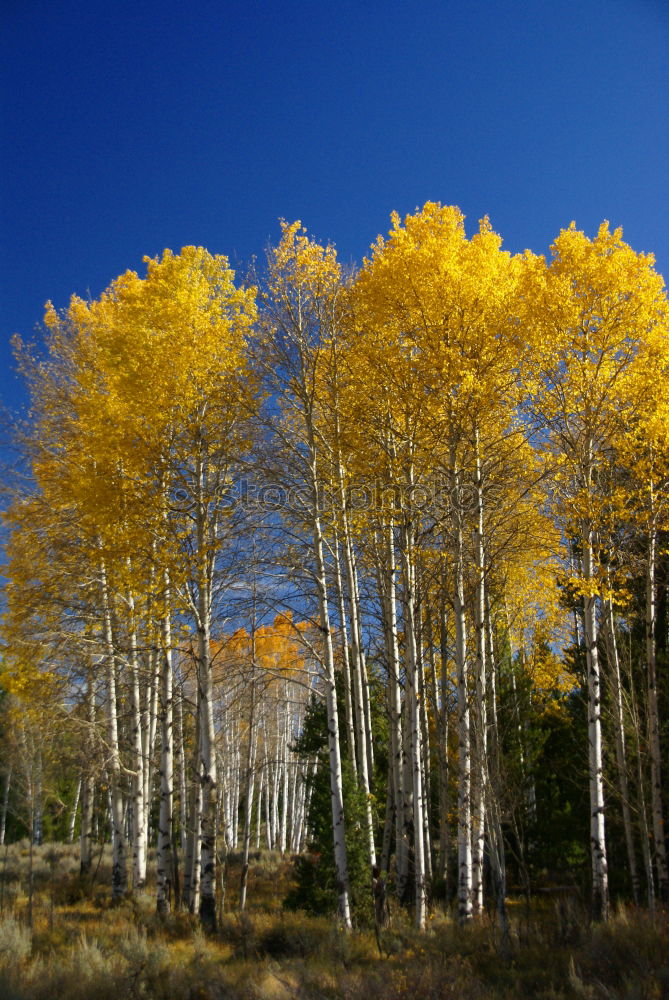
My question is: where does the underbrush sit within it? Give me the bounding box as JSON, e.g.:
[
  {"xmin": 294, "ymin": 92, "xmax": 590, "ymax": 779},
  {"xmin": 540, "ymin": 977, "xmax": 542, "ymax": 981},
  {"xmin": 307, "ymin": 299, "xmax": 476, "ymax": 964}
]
[{"xmin": 0, "ymin": 842, "xmax": 667, "ymax": 999}]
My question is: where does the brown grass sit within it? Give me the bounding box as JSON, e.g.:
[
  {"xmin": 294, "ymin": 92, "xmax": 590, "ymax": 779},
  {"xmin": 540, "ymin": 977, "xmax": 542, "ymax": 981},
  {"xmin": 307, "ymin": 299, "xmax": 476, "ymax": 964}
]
[{"xmin": 0, "ymin": 843, "xmax": 667, "ymax": 999}]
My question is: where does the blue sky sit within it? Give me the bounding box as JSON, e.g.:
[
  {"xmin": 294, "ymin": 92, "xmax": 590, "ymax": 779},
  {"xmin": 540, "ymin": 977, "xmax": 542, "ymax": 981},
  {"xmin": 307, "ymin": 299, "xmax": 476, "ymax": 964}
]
[{"xmin": 2, "ymin": 0, "xmax": 668, "ymax": 414}]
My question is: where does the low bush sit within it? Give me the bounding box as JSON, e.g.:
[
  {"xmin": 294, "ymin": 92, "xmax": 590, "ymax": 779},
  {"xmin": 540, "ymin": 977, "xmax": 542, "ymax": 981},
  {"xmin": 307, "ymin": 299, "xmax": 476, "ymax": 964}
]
[{"xmin": 0, "ymin": 915, "xmax": 32, "ymax": 966}]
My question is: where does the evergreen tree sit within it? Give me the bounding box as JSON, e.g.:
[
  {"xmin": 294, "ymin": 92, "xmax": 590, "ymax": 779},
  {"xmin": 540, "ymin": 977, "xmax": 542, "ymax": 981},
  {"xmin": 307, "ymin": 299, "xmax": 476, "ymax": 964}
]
[{"xmin": 285, "ymin": 694, "xmax": 373, "ymax": 925}]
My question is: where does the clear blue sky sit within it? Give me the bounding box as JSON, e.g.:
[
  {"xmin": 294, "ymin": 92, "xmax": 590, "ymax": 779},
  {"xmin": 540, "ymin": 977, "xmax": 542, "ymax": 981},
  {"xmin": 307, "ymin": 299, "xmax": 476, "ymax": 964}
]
[{"xmin": 2, "ymin": 0, "xmax": 668, "ymax": 413}]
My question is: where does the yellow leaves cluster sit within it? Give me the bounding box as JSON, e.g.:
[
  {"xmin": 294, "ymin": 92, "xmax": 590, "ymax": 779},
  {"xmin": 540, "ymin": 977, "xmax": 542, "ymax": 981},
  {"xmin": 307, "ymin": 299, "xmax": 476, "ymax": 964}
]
[
  {"xmin": 0, "ymin": 659, "xmax": 58, "ymax": 705},
  {"xmin": 345, "ymin": 203, "xmax": 524, "ymax": 502},
  {"xmin": 271, "ymin": 220, "xmax": 341, "ymax": 302},
  {"xmin": 521, "ymin": 221, "xmax": 669, "ymax": 448}
]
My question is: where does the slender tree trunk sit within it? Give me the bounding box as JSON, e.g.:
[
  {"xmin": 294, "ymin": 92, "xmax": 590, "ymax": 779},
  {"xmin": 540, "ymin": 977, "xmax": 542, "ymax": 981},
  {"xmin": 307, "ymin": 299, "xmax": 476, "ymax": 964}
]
[
  {"xmin": 191, "ymin": 444, "xmax": 219, "ymax": 931},
  {"xmin": 79, "ymin": 667, "xmax": 96, "ymax": 874},
  {"xmin": 453, "ymin": 461, "xmax": 473, "ymax": 923},
  {"xmin": 603, "ymin": 594, "xmax": 640, "ymax": 903},
  {"xmin": 100, "ymin": 554, "xmax": 127, "ymax": 900},
  {"xmin": 256, "ymin": 768, "xmax": 264, "ymax": 850},
  {"xmin": 239, "ymin": 672, "xmax": 257, "ymax": 911},
  {"xmin": 485, "ymin": 593, "xmax": 510, "ymax": 952},
  {"xmin": 156, "ymin": 571, "xmax": 174, "ymax": 916},
  {"xmin": 472, "ymin": 440, "xmax": 488, "ymax": 916},
  {"xmin": 0, "ymin": 768, "xmax": 11, "ymax": 846},
  {"xmin": 311, "ymin": 491, "xmax": 352, "ymax": 927},
  {"xmin": 378, "ymin": 521, "xmax": 408, "ymax": 898},
  {"xmin": 436, "ymin": 589, "xmax": 450, "ymax": 892},
  {"xmin": 263, "ymin": 744, "xmax": 273, "ymax": 851},
  {"xmin": 143, "ymin": 642, "xmax": 160, "ymax": 878},
  {"xmin": 143, "ymin": 548, "xmax": 161, "ymax": 867},
  {"xmin": 279, "ymin": 709, "xmax": 290, "ymax": 855},
  {"xmin": 127, "ymin": 585, "xmax": 147, "ymax": 891},
  {"xmin": 184, "ymin": 685, "xmax": 202, "ymax": 913},
  {"xmin": 333, "ymin": 530, "xmax": 357, "ymax": 774},
  {"xmin": 197, "ymin": 607, "xmax": 217, "ymax": 930},
  {"xmin": 426, "ymin": 605, "xmax": 443, "ymax": 889},
  {"xmin": 400, "ymin": 517, "xmax": 427, "ymax": 929},
  {"xmin": 645, "ymin": 513, "xmax": 669, "ymax": 900},
  {"xmin": 582, "ymin": 521, "xmax": 609, "ymax": 920},
  {"xmin": 175, "ymin": 683, "xmax": 188, "ymax": 851},
  {"xmin": 417, "ymin": 631, "xmax": 433, "ymax": 885},
  {"xmin": 339, "ymin": 482, "xmax": 376, "ymax": 868},
  {"xmin": 68, "ymin": 778, "xmax": 82, "ymax": 844},
  {"xmin": 354, "ymin": 566, "xmax": 375, "ymax": 781}
]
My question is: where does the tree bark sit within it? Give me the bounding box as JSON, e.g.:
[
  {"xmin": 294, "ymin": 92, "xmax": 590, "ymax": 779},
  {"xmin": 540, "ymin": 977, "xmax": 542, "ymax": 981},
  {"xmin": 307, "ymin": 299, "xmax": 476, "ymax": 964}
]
[
  {"xmin": 400, "ymin": 517, "xmax": 427, "ymax": 929},
  {"xmin": 603, "ymin": 594, "xmax": 640, "ymax": 903},
  {"xmin": 156, "ymin": 571, "xmax": 175, "ymax": 916},
  {"xmin": 100, "ymin": 556, "xmax": 127, "ymax": 900},
  {"xmin": 79, "ymin": 666, "xmax": 96, "ymax": 874},
  {"xmin": 582, "ymin": 523, "xmax": 609, "ymax": 920},
  {"xmin": 453, "ymin": 463, "xmax": 473, "ymax": 924}
]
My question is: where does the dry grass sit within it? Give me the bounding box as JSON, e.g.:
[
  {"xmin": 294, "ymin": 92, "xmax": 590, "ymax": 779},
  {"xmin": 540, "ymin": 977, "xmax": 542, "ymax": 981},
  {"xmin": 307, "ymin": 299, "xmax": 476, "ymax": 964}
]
[{"xmin": 0, "ymin": 842, "xmax": 667, "ymax": 999}]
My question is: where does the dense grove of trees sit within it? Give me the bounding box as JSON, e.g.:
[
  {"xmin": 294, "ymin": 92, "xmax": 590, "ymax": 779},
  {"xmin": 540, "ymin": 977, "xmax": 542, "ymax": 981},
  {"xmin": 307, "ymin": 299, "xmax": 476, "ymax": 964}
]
[{"xmin": 1, "ymin": 204, "xmax": 668, "ymax": 933}]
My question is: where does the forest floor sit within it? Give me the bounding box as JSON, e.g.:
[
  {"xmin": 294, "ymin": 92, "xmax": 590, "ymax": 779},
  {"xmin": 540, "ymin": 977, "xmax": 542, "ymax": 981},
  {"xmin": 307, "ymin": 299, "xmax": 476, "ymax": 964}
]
[{"xmin": 0, "ymin": 842, "xmax": 667, "ymax": 999}]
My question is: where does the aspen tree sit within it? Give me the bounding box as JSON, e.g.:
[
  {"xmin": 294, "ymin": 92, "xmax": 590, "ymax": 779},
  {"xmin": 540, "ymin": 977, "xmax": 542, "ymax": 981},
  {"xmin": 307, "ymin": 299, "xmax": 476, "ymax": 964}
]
[
  {"xmin": 99, "ymin": 248, "xmax": 254, "ymax": 926},
  {"xmin": 257, "ymin": 222, "xmax": 353, "ymax": 928},
  {"xmin": 7, "ymin": 308, "xmax": 136, "ymax": 897},
  {"xmin": 354, "ymin": 202, "xmax": 519, "ymax": 923},
  {"xmin": 16, "ymin": 247, "xmax": 254, "ymax": 917},
  {"xmin": 521, "ymin": 221, "xmax": 669, "ymax": 919},
  {"xmin": 316, "ymin": 332, "xmax": 377, "ymax": 869}
]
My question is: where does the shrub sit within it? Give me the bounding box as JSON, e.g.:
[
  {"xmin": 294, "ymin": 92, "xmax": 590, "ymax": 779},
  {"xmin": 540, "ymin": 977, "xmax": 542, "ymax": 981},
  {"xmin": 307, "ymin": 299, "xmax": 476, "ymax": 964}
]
[
  {"xmin": 257, "ymin": 913, "xmax": 332, "ymax": 958},
  {"xmin": 0, "ymin": 916, "xmax": 32, "ymax": 967}
]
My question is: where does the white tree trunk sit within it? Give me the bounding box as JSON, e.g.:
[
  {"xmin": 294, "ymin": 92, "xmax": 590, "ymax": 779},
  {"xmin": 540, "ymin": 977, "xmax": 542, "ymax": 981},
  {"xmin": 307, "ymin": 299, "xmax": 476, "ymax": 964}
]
[
  {"xmin": 453, "ymin": 464, "xmax": 473, "ymax": 923},
  {"xmin": 311, "ymin": 482, "xmax": 352, "ymax": 928},
  {"xmin": 156, "ymin": 571, "xmax": 174, "ymax": 916},
  {"xmin": 435, "ymin": 591, "xmax": 450, "ymax": 890},
  {"xmin": 0, "ymin": 767, "xmax": 11, "ymax": 846},
  {"xmin": 472, "ymin": 443, "xmax": 488, "ymax": 915},
  {"xmin": 142, "ymin": 643, "xmax": 160, "ymax": 878},
  {"xmin": 197, "ymin": 608, "xmax": 217, "ymax": 929},
  {"xmin": 582, "ymin": 523, "xmax": 609, "ymax": 920},
  {"xmin": 79, "ymin": 667, "xmax": 96, "ymax": 874},
  {"xmin": 279, "ymin": 711, "xmax": 290, "ymax": 856},
  {"xmin": 100, "ymin": 555, "xmax": 127, "ymax": 900},
  {"xmin": 175, "ymin": 684, "xmax": 188, "ymax": 851},
  {"xmin": 256, "ymin": 769, "xmax": 264, "ymax": 850},
  {"xmin": 484, "ymin": 592, "xmax": 510, "ymax": 950},
  {"xmin": 603, "ymin": 594, "xmax": 640, "ymax": 903},
  {"xmin": 184, "ymin": 686, "xmax": 202, "ymax": 913},
  {"xmin": 68, "ymin": 778, "xmax": 81, "ymax": 844},
  {"xmin": 417, "ymin": 629, "xmax": 432, "ymax": 885},
  {"xmin": 127, "ymin": 585, "xmax": 147, "ymax": 891},
  {"xmin": 400, "ymin": 519, "xmax": 427, "ymax": 929},
  {"xmin": 239, "ymin": 673, "xmax": 257, "ymax": 910},
  {"xmin": 333, "ymin": 531, "xmax": 357, "ymax": 774},
  {"xmin": 339, "ymin": 484, "xmax": 376, "ymax": 868},
  {"xmin": 377, "ymin": 522, "xmax": 408, "ymax": 896}
]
